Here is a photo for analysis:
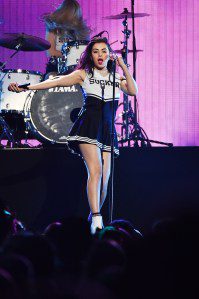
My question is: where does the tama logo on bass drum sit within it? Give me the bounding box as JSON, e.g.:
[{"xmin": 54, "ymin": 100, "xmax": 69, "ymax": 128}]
[{"xmin": 49, "ymin": 85, "xmax": 78, "ymax": 93}]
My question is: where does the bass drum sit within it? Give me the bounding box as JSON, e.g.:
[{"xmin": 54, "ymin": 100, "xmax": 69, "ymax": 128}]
[{"xmin": 24, "ymin": 84, "xmax": 84, "ymax": 143}]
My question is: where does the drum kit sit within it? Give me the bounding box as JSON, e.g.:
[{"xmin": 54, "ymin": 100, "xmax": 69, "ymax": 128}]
[
  {"xmin": 0, "ymin": 8, "xmax": 172, "ymax": 149},
  {"xmin": 0, "ymin": 33, "xmax": 86, "ymax": 147}
]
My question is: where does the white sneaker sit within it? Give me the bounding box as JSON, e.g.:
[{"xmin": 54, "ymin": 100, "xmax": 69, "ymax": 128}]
[{"xmin": 90, "ymin": 215, "xmax": 103, "ymax": 234}]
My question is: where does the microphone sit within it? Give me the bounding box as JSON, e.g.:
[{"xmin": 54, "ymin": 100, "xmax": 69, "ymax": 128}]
[
  {"xmin": 91, "ymin": 30, "xmax": 107, "ymax": 39},
  {"xmin": 100, "ymin": 81, "xmax": 105, "ymax": 100},
  {"xmin": 100, "ymin": 80, "xmax": 105, "ymax": 89},
  {"xmin": 18, "ymin": 83, "xmax": 30, "ymax": 89},
  {"xmin": 110, "ymin": 52, "xmax": 118, "ymax": 61}
]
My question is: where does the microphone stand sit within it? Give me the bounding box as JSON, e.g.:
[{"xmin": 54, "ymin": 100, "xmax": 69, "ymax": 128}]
[{"xmin": 109, "ymin": 59, "xmax": 117, "ymax": 222}]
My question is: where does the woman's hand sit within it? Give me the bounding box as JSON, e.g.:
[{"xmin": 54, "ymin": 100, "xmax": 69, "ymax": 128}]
[
  {"xmin": 8, "ymin": 83, "xmax": 26, "ymax": 93},
  {"xmin": 116, "ymin": 56, "xmax": 126, "ymax": 68},
  {"xmin": 110, "ymin": 53, "xmax": 138, "ymax": 96},
  {"xmin": 110, "ymin": 53, "xmax": 126, "ymax": 69}
]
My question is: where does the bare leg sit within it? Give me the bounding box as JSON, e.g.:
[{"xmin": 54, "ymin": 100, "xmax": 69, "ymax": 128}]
[
  {"xmin": 79, "ymin": 143, "xmax": 102, "ymax": 213},
  {"xmin": 87, "ymin": 151, "xmax": 111, "ymax": 222},
  {"xmin": 100, "ymin": 151, "xmax": 111, "ymax": 209}
]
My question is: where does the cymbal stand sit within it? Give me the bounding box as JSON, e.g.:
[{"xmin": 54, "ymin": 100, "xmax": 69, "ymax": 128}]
[
  {"xmin": 0, "ymin": 115, "xmax": 15, "ymax": 148},
  {"xmin": 120, "ymin": 9, "xmax": 131, "ymax": 146},
  {"xmin": 130, "ymin": 3, "xmax": 151, "ymax": 147},
  {"xmin": 0, "ymin": 39, "xmax": 24, "ymax": 86},
  {"xmin": 117, "ymin": 8, "xmax": 150, "ymax": 147},
  {"xmin": 0, "ymin": 41, "xmax": 24, "ymax": 148},
  {"xmin": 130, "ymin": 1, "xmax": 173, "ymax": 147},
  {"xmin": 118, "ymin": 5, "xmax": 173, "ymax": 147},
  {"xmin": 0, "ymin": 39, "xmax": 23, "ymax": 82}
]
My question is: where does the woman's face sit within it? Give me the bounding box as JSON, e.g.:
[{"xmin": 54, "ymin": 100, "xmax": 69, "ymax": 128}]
[{"xmin": 91, "ymin": 42, "xmax": 110, "ymax": 69}]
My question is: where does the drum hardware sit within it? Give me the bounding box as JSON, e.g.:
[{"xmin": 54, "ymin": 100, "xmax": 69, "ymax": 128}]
[
  {"xmin": 0, "ymin": 61, "xmax": 5, "ymax": 69},
  {"xmin": 0, "ymin": 33, "xmax": 50, "ymax": 83},
  {"xmin": 106, "ymin": 7, "xmax": 172, "ymax": 147},
  {"xmin": 0, "ymin": 33, "xmax": 51, "ymax": 51},
  {"xmin": 0, "ymin": 115, "xmax": 16, "ymax": 148},
  {"xmin": 57, "ymin": 43, "xmax": 68, "ymax": 74},
  {"xmin": 118, "ymin": 8, "xmax": 143, "ymax": 146},
  {"xmin": 0, "ymin": 110, "xmax": 29, "ymax": 148},
  {"xmin": 0, "ymin": 32, "xmax": 88, "ymax": 147},
  {"xmin": 0, "ymin": 32, "xmax": 49, "ymax": 84},
  {"xmin": 0, "ymin": 33, "xmax": 48, "ymax": 148},
  {"xmin": 21, "ymin": 92, "xmax": 37, "ymax": 147},
  {"xmin": 0, "ymin": 32, "xmax": 47, "ymax": 101},
  {"xmin": 114, "ymin": 49, "xmax": 143, "ymax": 54},
  {"xmin": 103, "ymin": 11, "xmax": 150, "ymax": 20},
  {"xmin": 57, "ymin": 40, "xmax": 89, "ymax": 74},
  {"xmin": 110, "ymin": 40, "xmax": 118, "ymax": 46},
  {"xmin": 91, "ymin": 30, "xmax": 109, "ymax": 40},
  {"xmin": 130, "ymin": 2, "xmax": 172, "ymax": 147}
]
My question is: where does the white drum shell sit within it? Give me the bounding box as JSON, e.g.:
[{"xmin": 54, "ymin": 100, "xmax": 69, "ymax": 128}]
[
  {"xmin": 67, "ymin": 45, "xmax": 87, "ymax": 66},
  {"xmin": 0, "ymin": 69, "xmax": 42, "ymax": 112}
]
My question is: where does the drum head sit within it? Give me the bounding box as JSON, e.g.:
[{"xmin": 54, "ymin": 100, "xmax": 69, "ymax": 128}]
[{"xmin": 29, "ymin": 84, "xmax": 84, "ymax": 143}]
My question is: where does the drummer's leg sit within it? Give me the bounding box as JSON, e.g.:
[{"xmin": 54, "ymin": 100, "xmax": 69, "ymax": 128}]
[
  {"xmin": 79, "ymin": 143, "xmax": 102, "ymax": 214},
  {"xmin": 100, "ymin": 151, "xmax": 111, "ymax": 209}
]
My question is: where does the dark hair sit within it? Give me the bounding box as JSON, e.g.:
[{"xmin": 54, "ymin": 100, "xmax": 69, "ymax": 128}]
[{"xmin": 77, "ymin": 37, "xmax": 114, "ymax": 77}]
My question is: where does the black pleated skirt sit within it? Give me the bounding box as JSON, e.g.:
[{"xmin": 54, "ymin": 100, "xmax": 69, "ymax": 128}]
[{"xmin": 66, "ymin": 96, "xmax": 119, "ymax": 157}]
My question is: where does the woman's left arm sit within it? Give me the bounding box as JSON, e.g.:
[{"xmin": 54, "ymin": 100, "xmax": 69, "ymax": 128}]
[{"xmin": 117, "ymin": 57, "xmax": 138, "ymax": 96}]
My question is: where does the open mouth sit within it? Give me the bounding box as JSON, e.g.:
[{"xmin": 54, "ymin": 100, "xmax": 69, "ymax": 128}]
[{"xmin": 98, "ymin": 58, "xmax": 103, "ymax": 65}]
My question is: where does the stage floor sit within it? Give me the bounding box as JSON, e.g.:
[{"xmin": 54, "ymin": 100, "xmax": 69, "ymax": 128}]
[{"xmin": 0, "ymin": 146, "xmax": 199, "ymax": 233}]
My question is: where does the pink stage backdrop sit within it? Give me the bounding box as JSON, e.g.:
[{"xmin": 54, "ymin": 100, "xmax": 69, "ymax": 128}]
[{"xmin": 0, "ymin": 0, "xmax": 198, "ymax": 146}]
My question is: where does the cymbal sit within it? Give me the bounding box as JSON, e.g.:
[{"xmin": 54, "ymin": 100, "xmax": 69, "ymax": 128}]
[
  {"xmin": 114, "ymin": 49, "xmax": 143, "ymax": 54},
  {"xmin": 0, "ymin": 33, "xmax": 51, "ymax": 51},
  {"xmin": 104, "ymin": 12, "xmax": 150, "ymax": 20}
]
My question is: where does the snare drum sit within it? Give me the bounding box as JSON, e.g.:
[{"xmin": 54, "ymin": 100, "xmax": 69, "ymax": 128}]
[
  {"xmin": 0, "ymin": 69, "xmax": 43, "ymax": 113},
  {"xmin": 24, "ymin": 84, "xmax": 84, "ymax": 143},
  {"xmin": 58, "ymin": 40, "xmax": 89, "ymax": 74}
]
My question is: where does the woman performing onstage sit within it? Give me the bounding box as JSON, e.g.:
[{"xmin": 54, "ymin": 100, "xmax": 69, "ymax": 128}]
[
  {"xmin": 8, "ymin": 38, "xmax": 138, "ymax": 234},
  {"xmin": 42, "ymin": 0, "xmax": 90, "ymax": 76}
]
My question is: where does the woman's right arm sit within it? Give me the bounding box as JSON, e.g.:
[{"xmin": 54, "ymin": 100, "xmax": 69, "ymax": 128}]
[{"xmin": 8, "ymin": 70, "xmax": 85, "ymax": 93}]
